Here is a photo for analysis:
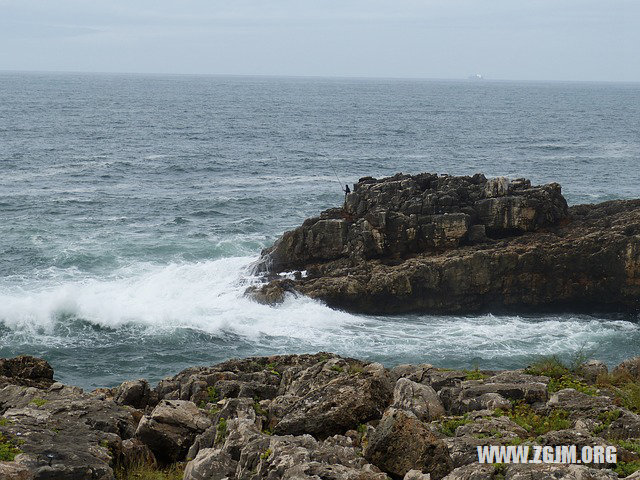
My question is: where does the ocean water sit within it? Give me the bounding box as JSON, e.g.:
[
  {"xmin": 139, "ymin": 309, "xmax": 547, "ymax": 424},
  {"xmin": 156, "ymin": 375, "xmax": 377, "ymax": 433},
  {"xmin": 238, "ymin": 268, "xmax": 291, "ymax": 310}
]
[{"xmin": 1, "ymin": 72, "xmax": 639, "ymax": 389}]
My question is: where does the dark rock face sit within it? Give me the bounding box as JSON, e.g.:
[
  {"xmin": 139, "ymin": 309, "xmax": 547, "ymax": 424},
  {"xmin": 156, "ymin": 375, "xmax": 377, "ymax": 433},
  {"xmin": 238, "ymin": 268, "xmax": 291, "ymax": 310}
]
[
  {"xmin": 0, "ymin": 355, "xmax": 54, "ymax": 389},
  {"xmin": 250, "ymin": 172, "xmax": 640, "ymax": 314},
  {"xmin": 364, "ymin": 408, "xmax": 453, "ymax": 480},
  {"xmin": 258, "ymin": 173, "xmax": 568, "ymax": 273}
]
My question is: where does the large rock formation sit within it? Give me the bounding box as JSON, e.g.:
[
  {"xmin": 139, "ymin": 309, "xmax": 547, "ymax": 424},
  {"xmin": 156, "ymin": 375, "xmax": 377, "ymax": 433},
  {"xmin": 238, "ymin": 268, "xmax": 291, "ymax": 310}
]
[
  {"xmin": 2, "ymin": 354, "xmax": 640, "ymax": 479},
  {"xmin": 250, "ymin": 172, "xmax": 640, "ymax": 314},
  {"xmin": 3, "ymin": 353, "xmax": 640, "ymax": 479}
]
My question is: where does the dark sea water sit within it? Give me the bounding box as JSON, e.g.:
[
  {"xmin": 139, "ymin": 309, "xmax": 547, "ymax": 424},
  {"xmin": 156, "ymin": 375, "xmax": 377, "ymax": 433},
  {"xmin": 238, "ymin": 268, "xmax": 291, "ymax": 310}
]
[{"xmin": 1, "ymin": 72, "xmax": 639, "ymax": 389}]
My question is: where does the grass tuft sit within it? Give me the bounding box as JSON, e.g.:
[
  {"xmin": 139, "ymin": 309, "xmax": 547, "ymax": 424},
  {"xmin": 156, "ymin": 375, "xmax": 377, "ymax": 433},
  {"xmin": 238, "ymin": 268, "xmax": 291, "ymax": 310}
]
[{"xmin": 0, "ymin": 433, "xmax": 21, "ymax": 461}]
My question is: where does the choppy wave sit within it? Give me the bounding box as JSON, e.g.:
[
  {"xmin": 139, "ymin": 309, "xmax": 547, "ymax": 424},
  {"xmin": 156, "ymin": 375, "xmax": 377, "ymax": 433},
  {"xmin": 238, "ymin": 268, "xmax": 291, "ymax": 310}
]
[{"xmin": 1, "ymin": 256, "xmax": 639, "ymax": 388}]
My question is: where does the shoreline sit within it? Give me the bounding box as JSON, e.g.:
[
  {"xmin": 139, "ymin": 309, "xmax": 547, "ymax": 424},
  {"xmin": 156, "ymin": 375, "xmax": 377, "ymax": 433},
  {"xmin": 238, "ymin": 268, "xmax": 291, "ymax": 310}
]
[{"xmin": 2, "ymin": 352, "xmax": 640, "ymax": 479}]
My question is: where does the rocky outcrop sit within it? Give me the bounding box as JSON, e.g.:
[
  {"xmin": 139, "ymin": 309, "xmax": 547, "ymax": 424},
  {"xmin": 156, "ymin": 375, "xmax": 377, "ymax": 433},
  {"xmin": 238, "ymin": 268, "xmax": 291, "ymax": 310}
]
[
  {"xmin": 2, "ymin": 353, "xmax": 640, "ymax": 479},
  {"xmin": 249, "ymin": 172, "xmax": 640, "ymax": 314}
]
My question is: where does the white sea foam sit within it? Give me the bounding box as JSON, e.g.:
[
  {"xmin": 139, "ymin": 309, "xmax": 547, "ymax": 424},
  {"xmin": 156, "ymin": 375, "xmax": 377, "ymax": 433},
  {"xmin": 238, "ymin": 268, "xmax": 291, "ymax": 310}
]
[{"xmin": 0, "ymin": 257, "xmax": 638, "ymax": 367}]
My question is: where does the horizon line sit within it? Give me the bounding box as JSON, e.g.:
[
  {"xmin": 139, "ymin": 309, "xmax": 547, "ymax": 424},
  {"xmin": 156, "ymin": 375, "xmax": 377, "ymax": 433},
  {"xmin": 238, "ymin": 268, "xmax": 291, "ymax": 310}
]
[{"xmin": 1, "ymin": 68, "xmax": 639, "ymax": 85}]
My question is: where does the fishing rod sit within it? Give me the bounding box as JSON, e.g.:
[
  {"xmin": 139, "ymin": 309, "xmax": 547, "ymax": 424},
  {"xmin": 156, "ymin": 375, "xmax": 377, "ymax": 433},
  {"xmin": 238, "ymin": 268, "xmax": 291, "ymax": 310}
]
[{"xmin": 326, "ymin": 156, "xmax": 346, "ymax": 193}]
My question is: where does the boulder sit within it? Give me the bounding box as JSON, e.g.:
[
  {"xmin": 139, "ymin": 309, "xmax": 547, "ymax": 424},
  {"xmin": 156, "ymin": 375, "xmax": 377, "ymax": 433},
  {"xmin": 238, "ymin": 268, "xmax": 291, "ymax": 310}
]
[
  {"xmin": 113, "ymin": 379, "xmax": 152, "ymax": 409},
  {"xmin": 442, "ymin": 464, "xmax": 497, "ymax": 480},
  {"xmin": 392, "ymin": 378, "xmax": 445, "ymax": 422},
  {"xmin": 364, "ymin": 408, "xmax": 453, "ymax": 480},
  {"xmin": 135, "ymin": 400, "xmax": 212, "ymax": 463},
  {"xmin": 0, "ymin": 382, "xmax": 137, "ymax": 480},
  {"xmin": 613, "ymin": 356, "xmax": 640, "ymax": 380},
  {"xmin": 0, "ymin": 356, "xmax": 54, "ymax": 389},
  {"xmin": 271, "ymin": 362, "xmax": 393, "ymax": 438},
  {"xmin": 577, "ymin": 360, "xmax": 608, "ymax": 383}
]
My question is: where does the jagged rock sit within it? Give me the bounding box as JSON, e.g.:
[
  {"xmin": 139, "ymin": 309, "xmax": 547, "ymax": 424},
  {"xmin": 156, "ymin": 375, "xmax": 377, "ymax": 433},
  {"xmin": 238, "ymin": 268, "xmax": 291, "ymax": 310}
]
[
  {"xmin": 404, "ymin": 470, "xmax": 432, "ymax": 480},
  {"xmin": 577, "ymin": 360, "xmax": 609, "ymax": 383},
  {"xmin": 442, "ymin": 464, "xmax": 497, "ymax": 480},
  {"xmin": 120, "ymin": 438, "xmax": 157, "ymax": 470},
  {"xmin": 183, "ymin": 448, "xmax": 237, "ymax": 480},
  {"xmin": 135, "ymin": 400, "xmax": 212, "ymax": 463},
  {"xmin": 0, "ymin": 382, "xmax": 137, "ymax": 480},
  {"xmin": 364, "ymin": 408, "xmax": 453, "ymax": 480},
  {"xmin": 547, "ymin": 388, "xmax": 614, "ymax": 415},
  {"xmin": 0, "ymin": 463, "xmax": 33, "ymax": 480},
  {"xmin": 443, "ymin": 436, "xmax": 500, "ymax": 468},
  {"xmin": 392, "ymin": 378, "xmax": 445, "ymax": 422},
  {"xmin": 184, "ymin": 412, "xmax": 387, "ymax": 480},
  {"xmin": 113, "ymin": 379, "xmax": 153, "ymax": 410},
  {"xmin": 0, "ymin": 356, "xmax": 54, "ymax": 389},
  {"xmin": 250, "ymin": 173, "xmax": 640, "ymax": 315},
  {"xmin": 271, "ymin": 362, "xmax": 393, "ymax": 438},
  {"xmin": 614, "ymin": 356, "xmax": 640, "ymax": 380},
  {"xmin": 440, "ymin": 373, "xmax": 548, "ymax": 414},
  {"xmin": 454, "ymin": 416, "xmax": 527, "ymax": 439},
  {"xmin": 504, "ymin": 464, "xmax": 618, "ymax": 479}
]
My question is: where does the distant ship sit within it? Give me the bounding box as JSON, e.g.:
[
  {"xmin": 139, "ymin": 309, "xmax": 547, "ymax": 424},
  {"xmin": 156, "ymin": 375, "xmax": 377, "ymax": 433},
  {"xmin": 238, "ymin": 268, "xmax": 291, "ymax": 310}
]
[{"xmin": 468, "ymin": 74, "xmax": 484, "ymax": 80}]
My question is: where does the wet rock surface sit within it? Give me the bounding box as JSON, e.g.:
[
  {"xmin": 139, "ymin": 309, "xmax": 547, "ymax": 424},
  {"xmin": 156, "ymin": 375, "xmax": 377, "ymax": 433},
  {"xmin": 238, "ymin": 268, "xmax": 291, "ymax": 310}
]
[
  {"xmin": 2, "ymin": 353, "xmax": 640, "ymax": 479},
  {"xmin": 249, "ymin": 173, "xmax": 640, "ymax": 314}
]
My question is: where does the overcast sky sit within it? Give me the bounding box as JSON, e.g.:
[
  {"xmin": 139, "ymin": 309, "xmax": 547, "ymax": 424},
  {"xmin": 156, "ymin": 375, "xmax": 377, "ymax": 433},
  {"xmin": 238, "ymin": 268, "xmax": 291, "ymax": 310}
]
[{"xmin": 0, "ymin": 0, "xmax": 638, "ymax": 81}]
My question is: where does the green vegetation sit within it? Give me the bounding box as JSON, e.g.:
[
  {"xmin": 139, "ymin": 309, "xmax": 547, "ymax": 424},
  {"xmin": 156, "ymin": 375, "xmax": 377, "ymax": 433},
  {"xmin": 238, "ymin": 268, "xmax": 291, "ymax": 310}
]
[
  {"xmin": 525, "ymin": 356, "xmax": 570, "ymax": 379},
  {"xmin": 614, "ymin": 462, "xmax": 640, "ymax": 477},
  {"xmin": 349, "ymin": 365, "xmax": 364, "ymax": 375},
  {"xmin": 439, "ymin": 415, "xmax": 471, "ymax": 437},
  {"xmin": 0, "ymin": 417, "xmax": 12, "ymax": 426},
  {"xmin": 593, "ymin": 409, "xmax": 622, "ymax": 434},
  {"xmin": 464, "ymin": 369, "xmax": 489, "ymax": 381},
  {"xmin": 525, "ymin": 356, "xmax": 596, "ymax": 395},
  {"xmin": 266, "ymin": 363, "xmax": 280, "ymax": 376},
  {"xmin": 617, "ymin": 439, "xmax": 640, "ymax": 455},
  {"xmin": 548, "ymin": 374, "xmax": 597, "ymax": 395},
  {"xmin": 330, "ymin": 365, "xmax": 344, "ymax": 373},
  {"xmin": 215, "ymin": 417, "xmax": 228, "ymax": 444},
  {"xmin": 115, "ymin": 463, "xmax": 185, "ymax": 480},
  {"xmin": 496, "ymin": 403, "xmax": 570, "ymax": 436},
  {"xmin": 30, "ymin": 397, "xmax": 47, "ymax": 407},
  {"xmin": 253, "ymin": 400, "xmax": 267, "ymax": 417},
  {"xmin": 260, "ymin": 448, "xmax": 272, "ymax": 460},
  {"xmin": 597, "ymin": 371, "xmax": 640, "ymax": 413},
  {"xmin": 206, "ymin": 386, "xmax": 219, "ymax": 403},
  {"xmin": 356, "ymin": 423, "xmax": 368, "ymax": 435},
  {"xmin": 0, "ymin": 433, "xmax": 21, "ymax": 461}
]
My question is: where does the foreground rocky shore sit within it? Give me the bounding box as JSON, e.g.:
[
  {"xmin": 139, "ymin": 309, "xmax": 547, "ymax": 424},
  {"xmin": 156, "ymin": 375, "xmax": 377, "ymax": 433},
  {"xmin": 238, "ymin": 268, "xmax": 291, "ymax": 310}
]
[
  {"xmin": 250, "ymin": 173, "xmax": 640, "ymax": 314},
  {"xmin": 2, "ymin": 353, "xmax": 640, "ymax": 479}
]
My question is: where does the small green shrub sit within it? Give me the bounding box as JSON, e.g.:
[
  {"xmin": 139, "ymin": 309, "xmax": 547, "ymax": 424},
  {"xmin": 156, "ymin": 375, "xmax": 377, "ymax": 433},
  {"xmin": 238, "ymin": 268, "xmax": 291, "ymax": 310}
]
[
  {"xmin": 614, "ymin": 461, "xmax": 640, "ymax": 477},
  {"xmin": 260, "ymin": 448, "xmax": 272, "ymax": 460},
  {"xmin": 115, "ymin": 462, "xmax": 185, "ymax": 480},
  {"xmin": 440, "ymin": 416, "xmax": 471, "ymax": 437},
  {"xmin": 548, "ymin": 374, "xmax": 597, "ymax": 396},
  {"xmin": 497, "ymin": 403, "xmax": 570, "ymax": 436},
  {"xmin": 0, "ymin": 434, "xmax": 21, "ymax": 461},
  {"xmin": 464, "ymin": 369, "xmax": 488, "ymax": 381},
  {"xmin": 215, "ymin": 417, "xmax": 228, "ymax": 444},
  {"xmin": 330, "ymin": 365, "xmax": 344, "ymax": 373},
  {"xmin": 618, "ymin": 439, "xmax": 640, "ymax": 455},
  {"xmin": 206, "ymin": 386, "xmax": 219, "ymax": 403},
  {"xmin": 593, "ymin": 409, "xmax": 622, "ymax": 434},
  {"xmin": 31, "ymin": 398, "xmax": 47, "ymax": 407},
  {"xmin": 0, "ymin": 417, "xmax": 12, "ymax": 426},
  {"xmin": 525, "ymin": 356, "xmax": 570, "ymax": 379},
  {"xmin": 253, "ymin": 401, "xmax": 267, "ymax": 417},
  {"xmin": 266, "ymin": 363, "xmax": 280, "ymax": 376}
]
